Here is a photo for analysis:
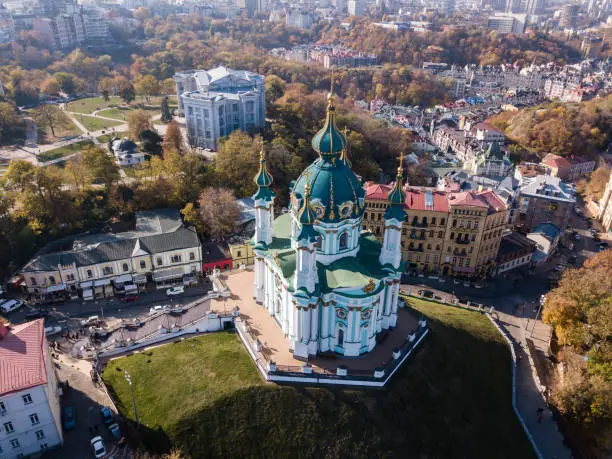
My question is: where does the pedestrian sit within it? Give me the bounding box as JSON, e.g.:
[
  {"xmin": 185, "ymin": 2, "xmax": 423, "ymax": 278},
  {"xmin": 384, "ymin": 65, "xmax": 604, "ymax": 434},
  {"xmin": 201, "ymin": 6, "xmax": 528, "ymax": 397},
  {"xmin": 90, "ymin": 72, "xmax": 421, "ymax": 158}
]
[{"xmin": 536, "ymin": 407, "xmax": 544, "ymax": 423}]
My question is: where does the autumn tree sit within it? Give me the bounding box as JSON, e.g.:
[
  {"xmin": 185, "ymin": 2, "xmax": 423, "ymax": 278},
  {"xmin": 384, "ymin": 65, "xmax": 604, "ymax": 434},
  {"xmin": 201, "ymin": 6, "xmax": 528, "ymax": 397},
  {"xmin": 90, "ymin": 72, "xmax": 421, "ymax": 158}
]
[
  {"xmin": 162, "ymin": 120, "xmax": 183, "ymax": 154},
  {"xmin": 0, "ymin": 102, "xmax": 26, "ymax": 145},
  {"xmin": 214, "ymin": 131, "xmax": 261, "ymax": 197},
  {"xmin": 82, "ymin": 146, "xmax": 120, "ymax": 191},
  {"xmin": 197, "ymin": 187, "xmax": 240, "ymax": 239},
  {"xmin": 64, "ymin": 155, "xmax": 91, "ymax": 191},
  {"xmin": 127, "ymin": 110, "xmax": 153, "ymax": 140},
  {"xmin": 54, "ymin": 72, "xmax": 76, "ymax": 94},
  {"xmin": 32, "ymin": 104, "xmax": 71, "ymax": 138},
  {"xmin": 584, "ymin": 167, "xmax": 610, "ymax": 202},
  {"xmin": 180, "ymin": 202, "xmax": 204, "ymax": 233},
  {"xmin": 160, "ymin": 96, "xmax": 172, "ymax": 122},
  {"xmin": 134, "ymin": 75, "xmax": 160, "ymax": 103},
  {"xmin": 40, "ymin": 78, "xmax": 60, "ymax": 96}
]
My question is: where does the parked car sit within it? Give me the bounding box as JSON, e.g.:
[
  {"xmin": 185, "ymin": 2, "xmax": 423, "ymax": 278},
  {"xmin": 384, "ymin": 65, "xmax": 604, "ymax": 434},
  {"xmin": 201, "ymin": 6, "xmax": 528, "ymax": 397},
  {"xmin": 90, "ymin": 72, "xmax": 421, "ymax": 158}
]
[
  {"xmin": 90, "ymin": 436, "xmax": 106, "ymax": 459},
  {"xmin": 166, "ymin": 286, "xmax": 185, "ymax": 296},
  {"xmin": 44, "ymin": 326, "xmax": 63, "ymax": 336},
  {"xmin": 149, "ymin": 305, "xmax": 167, "ymax": 315},
  {"xmin": 574, "ymin": 234, "xmax": 581, "ymax": 241},
  {"xmin": 417, "ymin": 290, "xmax": 434, "ymax": 298},
  {"xmin": 120, "ymin": 294, "xmax": 140, "ymax": 303},
  {"xmin": 0, "ymin": 299, "xmax": 24, "ymax": 314},
  {"xmin": 108, "ymin": 422, "xmax": 121, "ymax": 440},
  {"xmin": 125, "ymin": 320, "xmax": 144, "ymax": 330},
  {"xmin": 80, "ymin": 315, "xmax": 100, "ymax": 327},
  {"xmin": 24, "ymin": 309, "xmax": 48, "ymax": 320},
  {"xmin": 100, "ymin": 406, "xmax": 113, "ymax": 425},
  {"xmin": 62, "ymin": 406, "xmax": 76, "ymax": 431}
]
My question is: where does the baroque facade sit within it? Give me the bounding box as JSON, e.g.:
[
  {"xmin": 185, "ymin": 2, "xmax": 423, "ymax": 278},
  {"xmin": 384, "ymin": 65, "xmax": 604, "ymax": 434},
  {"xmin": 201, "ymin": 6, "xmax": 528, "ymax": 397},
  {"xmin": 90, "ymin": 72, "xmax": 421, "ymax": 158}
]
[{"xmin": 252, "ymin": 91, "xmax": 403, "ymax": 359}]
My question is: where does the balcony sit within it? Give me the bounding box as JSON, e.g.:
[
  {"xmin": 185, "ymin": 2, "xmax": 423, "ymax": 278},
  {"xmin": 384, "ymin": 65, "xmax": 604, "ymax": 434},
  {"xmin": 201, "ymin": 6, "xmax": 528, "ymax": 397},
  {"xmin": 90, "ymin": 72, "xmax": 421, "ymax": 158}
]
[
  {"xmin": 410, "ymin": 221, "xmax": 429, "ymax": 228},
  {"xmin": 455, "ymin": 239, "xmax": 470, "ymax": 245}
]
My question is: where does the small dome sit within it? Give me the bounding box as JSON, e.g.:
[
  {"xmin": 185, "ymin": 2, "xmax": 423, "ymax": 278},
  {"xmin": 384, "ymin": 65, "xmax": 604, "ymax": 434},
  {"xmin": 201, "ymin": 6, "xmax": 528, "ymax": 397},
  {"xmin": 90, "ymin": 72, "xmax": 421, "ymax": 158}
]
[
  {"xmin": 311, "ymin": 94, "xmax": 347, "ymax": 157},
  {"xmin": 253, "ymin": 149, "xmax": 276, "ymax": 201}
]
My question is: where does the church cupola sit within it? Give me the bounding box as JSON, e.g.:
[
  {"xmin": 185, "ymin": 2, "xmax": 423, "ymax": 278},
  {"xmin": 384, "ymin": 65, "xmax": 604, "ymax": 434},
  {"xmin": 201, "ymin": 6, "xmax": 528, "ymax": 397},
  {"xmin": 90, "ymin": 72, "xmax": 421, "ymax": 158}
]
[
  {"xmin": 294, "ymin": 179, "xmax": 318, "ymax": 293},
  {"xmin": 311, "ymin": 86, "xmax": 347, "ymax": 162},
  {"xmin": 253, "ymin": 147, "xmax": 275, "ymax": 246},
  {"xmin": 379, "ymin": 153, "xmax": 407, "ymax": 270}
]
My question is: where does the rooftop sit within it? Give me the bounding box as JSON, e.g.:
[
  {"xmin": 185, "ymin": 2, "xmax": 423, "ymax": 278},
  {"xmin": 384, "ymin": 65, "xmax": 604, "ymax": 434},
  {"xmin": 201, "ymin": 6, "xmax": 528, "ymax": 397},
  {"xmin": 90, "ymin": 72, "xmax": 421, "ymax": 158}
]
[
  {"xmin": 498, "ymin": 232, "xmax": 536, "ymax": 258},
  {"xmin": 0, "ymin": 319, "xmax": 48, "ymax": 396},
  {"xmin": 541, "ymin": 153, "xmax": 570, "ymax": 169},
  {"xmin": 520, "ymin": 175, "xmax": 575, "ymax": 203},
  {"xmin": 529, "ymin": 222, "xmax": 561, "ymax": 240}
]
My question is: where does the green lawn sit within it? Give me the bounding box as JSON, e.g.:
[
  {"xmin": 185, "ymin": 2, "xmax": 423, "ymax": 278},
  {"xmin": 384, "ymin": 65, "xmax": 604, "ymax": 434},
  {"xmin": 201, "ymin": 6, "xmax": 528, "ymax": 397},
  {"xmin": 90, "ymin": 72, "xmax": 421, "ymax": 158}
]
[
  {"xmin": 96, "ymin": 131, "xmax": 127, "ymax": 144},
  {"xmin": 73, "ymin": 114, "xmax": 123, "ymax": 133},
  {"xmin": 102, "ymin": 299, "xmax": 534, "ymax": 458},
  {"xmin": 37, "ymin": 140, "xmax": 94, "ymax": 162},
  {"xmin": 97, "ymin": 106, "xmax": 157, "ymax": 121},
  {"xmin": 67, "ymin": 96, "xmax": 122, "ymax": 114}
]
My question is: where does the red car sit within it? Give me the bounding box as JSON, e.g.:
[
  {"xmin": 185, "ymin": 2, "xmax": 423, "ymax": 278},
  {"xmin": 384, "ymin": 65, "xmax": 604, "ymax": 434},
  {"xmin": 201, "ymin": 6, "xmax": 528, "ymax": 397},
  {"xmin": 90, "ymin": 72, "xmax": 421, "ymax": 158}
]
[{"xmin": 120, "ymin": 295, "xmax": 140, "ymax": 303}]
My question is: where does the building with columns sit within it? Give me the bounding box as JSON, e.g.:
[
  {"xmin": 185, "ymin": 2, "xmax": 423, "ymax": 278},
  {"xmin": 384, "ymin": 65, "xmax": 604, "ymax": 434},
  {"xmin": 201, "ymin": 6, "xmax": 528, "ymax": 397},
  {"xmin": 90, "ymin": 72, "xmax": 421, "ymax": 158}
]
[{"xmin": 252, "ymin": 90, "xmax": 403, "ymax": 359}]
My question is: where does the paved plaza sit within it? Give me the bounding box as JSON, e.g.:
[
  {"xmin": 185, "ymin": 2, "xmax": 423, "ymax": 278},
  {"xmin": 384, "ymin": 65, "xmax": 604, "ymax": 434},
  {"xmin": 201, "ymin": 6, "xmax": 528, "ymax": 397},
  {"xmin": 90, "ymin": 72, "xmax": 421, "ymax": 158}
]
[{"xmin": 211, "ymin": 269, "xmax": 419, "ymax": 372}]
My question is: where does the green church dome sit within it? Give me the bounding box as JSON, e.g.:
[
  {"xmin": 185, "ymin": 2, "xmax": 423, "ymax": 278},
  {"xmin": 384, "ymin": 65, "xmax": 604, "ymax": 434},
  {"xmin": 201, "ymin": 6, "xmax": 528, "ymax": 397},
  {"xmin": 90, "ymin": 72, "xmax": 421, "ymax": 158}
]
[
  {"xmin": 311, "ymin": 93, "xmax": 347, "ymax": 157},
  {"xmin": 253, "ymin": 149, "xmax": 276, "ymax": 201}
]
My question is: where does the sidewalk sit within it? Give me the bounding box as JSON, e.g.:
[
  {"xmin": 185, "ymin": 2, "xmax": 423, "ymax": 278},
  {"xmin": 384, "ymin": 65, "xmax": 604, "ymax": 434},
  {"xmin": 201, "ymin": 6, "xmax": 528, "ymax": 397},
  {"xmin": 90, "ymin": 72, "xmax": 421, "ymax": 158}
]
[{"xmin": 496, "ymin": 311, "xmax": 572, "ymax": 459}]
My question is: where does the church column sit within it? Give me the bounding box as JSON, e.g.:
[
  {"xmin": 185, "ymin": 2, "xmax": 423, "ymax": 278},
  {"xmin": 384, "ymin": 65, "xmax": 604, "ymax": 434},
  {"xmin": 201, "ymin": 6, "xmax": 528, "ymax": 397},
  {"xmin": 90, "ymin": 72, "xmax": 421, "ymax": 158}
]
[{"xmin": 309, "ymin": 303, "xmax": 319, "ymax": 354}]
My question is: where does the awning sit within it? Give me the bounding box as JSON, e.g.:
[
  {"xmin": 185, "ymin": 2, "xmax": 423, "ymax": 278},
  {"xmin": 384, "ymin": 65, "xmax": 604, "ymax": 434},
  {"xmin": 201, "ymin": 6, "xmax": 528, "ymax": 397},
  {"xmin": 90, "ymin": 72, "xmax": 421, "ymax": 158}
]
[
  {"xmin": 114, "ymin": 274, "xmax": 133, "ymax": 284},
  {"xmin": 80, "ymin": 281, "xmax": 93, "ymax": 288},
  {"xmin": 94, "ymin": 279, "xmax": 111, "ymax": 287},
  {"xmin": 124, "ymin": 284, "xmax": 138, "ymax": 292},
  {"xmin": 45, "ymin": 283, "xmax": 66, "ymax": 293},
  {"xmin": 153, "ymin": 267, "xmax": 184, "ymax": 282}
]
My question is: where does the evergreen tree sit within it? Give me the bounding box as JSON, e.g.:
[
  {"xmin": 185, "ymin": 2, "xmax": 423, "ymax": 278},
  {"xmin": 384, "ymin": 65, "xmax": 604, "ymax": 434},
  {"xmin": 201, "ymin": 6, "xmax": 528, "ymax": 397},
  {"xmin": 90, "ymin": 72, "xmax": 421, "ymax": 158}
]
[
  {"xmin": 139, "ymin": 129, "xmax": 163, "ymax": 157},
  {"xmin": 160, "ymin": 96, "xmax": 173, "ymax": 123}
]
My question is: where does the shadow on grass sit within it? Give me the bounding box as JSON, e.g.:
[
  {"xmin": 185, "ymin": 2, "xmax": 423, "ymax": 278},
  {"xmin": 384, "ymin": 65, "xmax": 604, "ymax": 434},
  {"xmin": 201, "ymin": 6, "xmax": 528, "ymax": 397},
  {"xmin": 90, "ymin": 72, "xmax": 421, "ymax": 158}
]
[{"xmin": 108, "ymin": 304, "xmax": 536, "ymax": 459}]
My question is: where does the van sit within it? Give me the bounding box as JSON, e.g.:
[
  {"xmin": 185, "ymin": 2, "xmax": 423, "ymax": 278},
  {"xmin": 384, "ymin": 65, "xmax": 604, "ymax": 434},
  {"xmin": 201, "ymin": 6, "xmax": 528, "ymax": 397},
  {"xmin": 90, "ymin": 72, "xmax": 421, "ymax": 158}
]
[{"xmin": 0, "ymin": 300, "xmax": 24, "ymax": 314}]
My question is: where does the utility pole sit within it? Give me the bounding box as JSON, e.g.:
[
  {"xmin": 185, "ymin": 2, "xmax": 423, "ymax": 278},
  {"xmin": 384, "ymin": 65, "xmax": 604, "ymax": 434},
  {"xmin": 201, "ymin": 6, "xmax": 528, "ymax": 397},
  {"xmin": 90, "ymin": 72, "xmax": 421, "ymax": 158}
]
[{"xmin": 124, "ymin": 370, "xmax": 139, "ymax": 427}]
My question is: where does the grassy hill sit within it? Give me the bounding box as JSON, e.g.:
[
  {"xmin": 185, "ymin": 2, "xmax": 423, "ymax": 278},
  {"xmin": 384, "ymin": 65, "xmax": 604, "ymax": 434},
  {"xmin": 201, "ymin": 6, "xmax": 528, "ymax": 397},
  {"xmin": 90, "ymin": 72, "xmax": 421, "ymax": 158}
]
[{"xmin": 102, "ymin": 299, "xmax": 535, "ymax": 458}]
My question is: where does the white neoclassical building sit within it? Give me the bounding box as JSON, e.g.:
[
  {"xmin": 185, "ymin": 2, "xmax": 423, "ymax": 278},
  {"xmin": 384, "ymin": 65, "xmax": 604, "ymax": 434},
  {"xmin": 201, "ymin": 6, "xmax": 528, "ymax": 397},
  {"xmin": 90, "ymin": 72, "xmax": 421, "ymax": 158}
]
[
  {"xmin": 252, "ymin": 90, "xmax": 404, "ymax": 359},
  {"xmin": 174, "ymin": 66, "xmax": 265, "ymax": 150}
]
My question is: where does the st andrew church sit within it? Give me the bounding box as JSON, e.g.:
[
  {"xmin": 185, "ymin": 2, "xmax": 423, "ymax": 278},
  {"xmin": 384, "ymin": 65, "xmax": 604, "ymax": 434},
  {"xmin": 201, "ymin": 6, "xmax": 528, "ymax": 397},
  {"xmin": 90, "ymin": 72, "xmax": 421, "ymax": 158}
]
[{"xmin": 252, "ymin": 89, "xmax": 404, "ymax": 359}]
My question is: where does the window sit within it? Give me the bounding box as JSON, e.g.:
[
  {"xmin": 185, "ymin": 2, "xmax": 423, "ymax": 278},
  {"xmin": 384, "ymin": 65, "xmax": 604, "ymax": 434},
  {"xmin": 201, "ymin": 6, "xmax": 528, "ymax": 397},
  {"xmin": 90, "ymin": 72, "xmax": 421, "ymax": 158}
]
[
  {"xmin": 35, "ymin": 430, "xmax": 45, "ymax": 440},
  {"xmin": 30, "ymin": 277, "xmax": 37, "ymax": 286},
  {"xmin": 48, "ymin": 276, "xmax": 56, "ymax": 285},
  {"xmin": 237, "ymin": 251, "xmax": 242, "ymax": 257},
  {"xmin": 465, "ymin": 259, "xmax": 471, "ymax": 266},
  {"xmin": 156, "ymin": 257, "xmax": 163, "ymax": 266},
  {"xmin": 474, "ymin": 222, "xmax": 479, "ymax": 229},
  {"xmin": 138, "ymin": 260, "xmax": 145, "ymax": 269},
  {"xmin": 438, "ymin": 231, "xmax": 443, "ymax": 238},
  {"xmin": 315, "ymin": 236, "xmax": 323, "ymax": 249},
  {"xmin": 87, "ymin": 270, "xmax": 93, "ymax": 279},
  {"xmin": 30, "ymin": 413, "xmax": 40, "ymax": 425},
  {"xmin": 102, "ymin": 266, "xmax": 113, "ymax": 275},
  {"xmin": 452, "ymin": 257, "xmax": 457, "ymax": 264},
  {"xmin": 121, "ymin": 263, "xmax": 128, "ymax": 272},
  {"xmin": 452, "ymin": 219, "xmax": 457, "ymax": 228},
  {"xmin": 10, "ymin": 439, "xmax": 19, "ymax": 449},
  {"xmin": 422, "ymin": 217, "xmax": 427, "ymax": 225},
  {"xmin": 66, "ymin": 273, "xmax": 75, "ymax": 282},
  {"xmin": 4, "ymin": 421, "xmax": 14, "ymax": 433},
  {"xmin": 171, "ymin": 255, "xmax": 182, "ymax": 263},
  {"xmin": 431, "ymin": 217, "xmax": 437, "ymax": 225},
  {"xmin": 22, "ymin": 394, "xmax": 32, "ymax": 405},
  {"xmin": 189, "ymin": 252, "xmax": 195, "ymax": 261},
  {"xmin": 0, "ymin": 401, "xmax": 5, "ymax": 412},
  {"xmin": 429, "ymin": 230, "xmax": 433, "ymax": 237},
  {"xmin": 440, "ymin": 218, "xmax": 446, "ymax": 225},
  {"xmin": 40, "ymin": 443, "xmax": 48, "ymax": 450},
  {"xmin": 436, "ymin": 244, "xmax": 440, "ymax": 250}
]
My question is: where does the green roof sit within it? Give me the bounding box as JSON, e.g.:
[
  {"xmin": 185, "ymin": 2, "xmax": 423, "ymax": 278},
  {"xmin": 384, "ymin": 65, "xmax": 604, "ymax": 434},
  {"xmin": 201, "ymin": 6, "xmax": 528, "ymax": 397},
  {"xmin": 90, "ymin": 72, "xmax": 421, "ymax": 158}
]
[
  {"xmin": 257, "ymin": 214, "xmax": 397, "ymax": 297},
  {"xmin": 311, "ymin": 97, "xmax": 347, "ymax": 157}
]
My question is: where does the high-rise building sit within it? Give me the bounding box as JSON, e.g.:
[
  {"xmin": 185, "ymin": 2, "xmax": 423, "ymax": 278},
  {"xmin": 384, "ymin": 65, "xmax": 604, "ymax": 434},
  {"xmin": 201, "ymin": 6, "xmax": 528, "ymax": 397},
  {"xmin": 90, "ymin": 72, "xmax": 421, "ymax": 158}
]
[
  {"xmin": 175, "ymin": 67, "xmax": 265, "ymax": 150},
  {"xmin": 237, "ymin": 0, "xmax": 260, "ymax": 16},
  {"xmin": 518, "ymin": 174, "xmax": 575, "ymax": 232},
  {"xmin": 598, "ymin": 172, "xmax": 612, "ymax": 232},
  {"xmin": 348, "ymin": 0, "xmax": 365, "ymax": 15},
  {"xmin": 487, "ymin": 13, "xmax": 527, "ymax": 33},
  {"xmin": 559, "ymin": 4, "xmax": 580, "ymax": 28},
  {"xmin": 0, "ymin": 5, "xmax": 15, "ymax": 44}
]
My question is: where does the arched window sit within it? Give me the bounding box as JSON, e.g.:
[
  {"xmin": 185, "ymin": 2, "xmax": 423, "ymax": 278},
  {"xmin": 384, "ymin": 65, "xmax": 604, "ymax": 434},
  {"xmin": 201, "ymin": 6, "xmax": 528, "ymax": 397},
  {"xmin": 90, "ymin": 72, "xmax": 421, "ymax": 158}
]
[
  {"xmin": 48, "ymin": 276, "xmax": 56, "ymax": 285},
  {"xmin": 337, "ymin": 328, "xmax": 344, "ymax": 347},
  {"xmin": 122, "ymin": 263, "xmax": 129, "ymax": 272},
  {"xmin": 339, "ymin": 232, "xmax": 348, "ymax": 250},
  {"xmin": 315, "ymin": 235, "xmax": 323, "ymax": 249}
]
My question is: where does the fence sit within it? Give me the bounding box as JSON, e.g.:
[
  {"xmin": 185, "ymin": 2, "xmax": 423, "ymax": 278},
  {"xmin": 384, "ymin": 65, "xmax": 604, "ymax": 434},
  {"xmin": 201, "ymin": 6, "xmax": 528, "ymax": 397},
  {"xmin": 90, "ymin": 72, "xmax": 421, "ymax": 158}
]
[{"xmin": 234, "ymin": 315, "xmax": 430, "ymax": 388}]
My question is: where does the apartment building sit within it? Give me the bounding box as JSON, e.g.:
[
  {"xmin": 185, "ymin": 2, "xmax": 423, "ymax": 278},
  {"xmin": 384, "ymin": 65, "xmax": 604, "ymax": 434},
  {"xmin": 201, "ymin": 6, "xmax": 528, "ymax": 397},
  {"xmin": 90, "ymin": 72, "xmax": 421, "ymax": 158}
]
[
  {"xmin": 363, "ymin": 183, "xmax": 508, "ymax": 278},
  {"xmin": 174, "ymin": 67, "xmax": 265, "ymax": 150},
  {"xmin": 518, "ymin": 174, "xmax": 575, "ymax": 232},
  {"xmin": 598, "ymin": 171, "xmax": 612, "ymax": 232},
  {"xmin": 20, "ymin": 209, "xmax": 202, "ymax": 300},
  {"xmin": 0, "ymin": 320, "xmax": 63, "ymax": 459}
]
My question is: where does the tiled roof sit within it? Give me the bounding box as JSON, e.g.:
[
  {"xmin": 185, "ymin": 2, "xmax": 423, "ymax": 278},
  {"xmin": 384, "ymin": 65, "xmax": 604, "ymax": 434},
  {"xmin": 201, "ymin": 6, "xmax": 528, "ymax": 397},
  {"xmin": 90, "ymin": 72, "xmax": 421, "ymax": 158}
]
[
  {"xmin": 405, "ymin": 190, "xmax": 449, "ymax": 212},
  {"xmin": 365, "ymin": 183, "xmax": 392, "ymax": 200},
  {"xmin": 0, "ymin": 319, "xmax": 48, "ymax": 396},
  {"xmin": 542, "ymin": 153, "xmax": 570, "ymax": 169}
]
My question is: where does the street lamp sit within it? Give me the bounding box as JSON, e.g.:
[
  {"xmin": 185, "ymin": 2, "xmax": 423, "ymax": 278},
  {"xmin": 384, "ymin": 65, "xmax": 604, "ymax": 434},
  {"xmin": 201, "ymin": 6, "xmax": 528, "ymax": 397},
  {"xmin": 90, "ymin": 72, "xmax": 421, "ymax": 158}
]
[
  {"xmin": 124, "ymin": 370, "xmax": 140, "ymax": 427},
  {"xmin": 530, "ymin": 295, "xmax": 546, "ymax": 336}
]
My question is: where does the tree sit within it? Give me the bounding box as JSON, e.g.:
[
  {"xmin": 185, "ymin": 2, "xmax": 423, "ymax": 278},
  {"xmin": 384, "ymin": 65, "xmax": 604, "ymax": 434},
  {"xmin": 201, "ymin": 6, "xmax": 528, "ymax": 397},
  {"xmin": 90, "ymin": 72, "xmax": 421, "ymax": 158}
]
[
  {"xmin": 82, "ymin": 146, "xmax": 120, "ymax": 191},
  {"xmin": 197, "ymin": 187, "xmax": 240, "ymax": 239},
  {"xmin": 64, "ymin": 155, "xmax": 91, "ymax": 191},
  {"xmin": 119, "ymin": 83, "xmax": 136, "ymax": 104},
  {"xmin": 54, "ymin": 72, "xmax": 76, "ymax": 94},
  {"xmin": 180, "ymin": 202, "xmax": 204, "ymax": 233},
  {"xmin": 127, "ymin": 110, "xmax": 153, "ymax": 140},
  {"xmin": 32, "ymin": 104, "xmax": 71, "ymax": 138},
  {"xmin": 0, "ymin": 102, "xmax": 26, "ymax": 145},
  {"xmin": 134, "ymin": 75, "xmax": 159, "ymax": 103},
  {"xmin": 102, "ymin": 90, "xmax": 110, "ymax": 102},
  {"xmin": 584, "ymin": 168, "xmax": 610, "ymax": 202},
  {"xmin": 265, "ymin": 75, "xmax": 286, "ymax": 106},
  {"xmin": 160, "ymin": 96, "xmax": 173, "ymax": 123},
  {"xmin": 214, "ymin": 131, "xmax": 260, "ymax": 197},
  {"xmin": 139, "ymin": 129, "xmax": 163, "ymax": 156},
  {"xmin": 162, "ymin": 120, "xmax": 183, "ymax": 154},
  {"xmin": 40, "ymin": 78, "xmax": 60, "ymax": 96}
]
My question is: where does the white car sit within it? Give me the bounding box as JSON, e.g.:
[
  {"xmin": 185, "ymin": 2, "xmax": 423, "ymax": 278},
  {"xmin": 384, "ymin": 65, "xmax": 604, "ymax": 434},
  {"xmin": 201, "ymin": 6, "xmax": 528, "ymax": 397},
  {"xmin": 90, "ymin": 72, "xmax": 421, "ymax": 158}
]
[
  {"xmin": 149, "ymin": 305, "xmax": 167, "ymax": 315},
  {"xmin": 44, "ymin": 326, "xmax": 63, "ymax": 336},
  {"xmin": 0, "ymin": 299, "xmax": 24, "ymax": 314},
  {"xmin": 80, "ymin": 315, "xmax": 100, "ymax": 327},
  {"xmin": 574, "ymin": 234, "xmax": 581, "ymax": 241},
  {"xmin": 90, "ymin": 436, "xmax": 106, "ymax": 458},
  {"xmin": 166, "ymin": 286, "xmax": 185, "ymax": 296}
]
